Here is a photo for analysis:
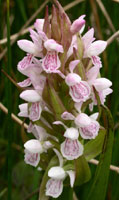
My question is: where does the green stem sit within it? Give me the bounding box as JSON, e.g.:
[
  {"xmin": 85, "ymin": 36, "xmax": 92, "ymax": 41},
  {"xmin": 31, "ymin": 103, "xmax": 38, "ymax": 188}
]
[{"xmin": 6, "ymin": 0, "xmax": 12, "ymax": 199}]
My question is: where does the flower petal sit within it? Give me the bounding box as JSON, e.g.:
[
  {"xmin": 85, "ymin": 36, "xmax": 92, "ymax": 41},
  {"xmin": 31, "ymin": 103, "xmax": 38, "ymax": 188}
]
[
  {"xmin": 66, "ymin": 170, "xmax": 75, "ymax": 188},
  {"xmin": 70, "ymin": 15, "xmax": 85, "ymax": 34},
  {"xmin": 61, "ymin": 111, "xmax": 75, "ymax": 120},
  {"xmin": 82, "ymin": 28, "xmax": 95, "ymax": 50},
  {"xmin": 53, "ymin": 149, "xmax": 63, "ymax": 167},
  {"xmin": 44, "ymin": 39, "xmax": 64, "ymax": 53},
  {"xmin": 24, "ymin": 139, "xmax": 44, "ymax": 153},
  {"xmin": 86, "ymin": 66, "xmax": 99, "ymax": 84},
  {"xmin": 65, "ymin": 73, "xmax": 81, "ymax": 86},
  {"xmin": 20, "ymin": 90, "xmax": 41, "ymax": 102},
  {"xmin": 17, "ymin": 40, "xmax": 36, "ymax": 54},
  {"xmin": 64, "ymin": 127, "xmax": 79, "ymax": 140},
  {"xmin": 34, "ymin": 19, "xmax": 44, "ymax": 32},
  {"xmin": 87, "ymin": 40, "xmax": 107, "ymax": 57},
  {"xmin": 69, "ymin": 81, "xmax": 91, "ymax": 102},
  {"xmin": 79, "ymin": 120, "xmax": 100, "ymax": 139},
  {"xmin": 61, "ymin": 139, "xmax": 83, "ymax": 160},
  {"xmin": 48, "ymin": 166, "xmax": 66, "ymax": 180},
  {"xmin": 42, "ymin": 51, "xmax": 61, "ymax": 73},
  {"xmin": 18, "ymin": 78, "xmax": 32, "ymax": 87},
  {"xmin": 75, "ymin": 113, "xmax": 91, "ymax": 127},
  {"xmin": 24, "ymin": 149, "xmax": 40, "ymax": 167},
  {"xmin": 90, "ymin": 112, "xmax": 99, "ymax": 120},
  {"xmin": 69, "ymin": 60, "xmax": 80, "ymax": 73},
  {"xmin": 46, "ymin": 179, "xmax": 63, "ymax": 198},
  {"xmin": 93, "ymin": 78, "xmax": 112, "ymax": 92},
  {"xmin": 53, "ymin": 121, "xmax": 67, "ymax": 129},
  {"xmin": 17, "ymin": 54, "xmax": 33, "ymax": 76},
  {"xmin": 18, "ymin": 103, "xmax": 28, "ymax": 117},
  {"xmin": 29, "ymin": 102, "xmax": 42, "ymax": 121}
]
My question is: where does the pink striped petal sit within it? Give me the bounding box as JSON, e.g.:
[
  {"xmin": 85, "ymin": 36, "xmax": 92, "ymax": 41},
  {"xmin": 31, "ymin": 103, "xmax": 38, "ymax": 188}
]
[
  {"xmin": 17, "ymin": 54, "xmax": 33, "ymax": 76},
  {"xmin": 46, "ymin": 179, "xmax": 63, "ymax": 198},
  {"xmin": 42, "ymin": 51, "xmax": 61, "ymax": 73},
  {"xmin": 79, "ymin": 120, "xmax": 100, "ymax": 139},
  {"xmin": 61, "ymin": 139, "xmax": 83, "ymax": 160},
  {"xmin": 69, "ymin": 81, "xmax": 91, "ymax": 102},
  {"xmin": 24, "ymin": 149, "xmax": 40, "ymax": 167},
  {"xmin": 29, "ymin": 102, "xmax": 42, "ymax": 121}
]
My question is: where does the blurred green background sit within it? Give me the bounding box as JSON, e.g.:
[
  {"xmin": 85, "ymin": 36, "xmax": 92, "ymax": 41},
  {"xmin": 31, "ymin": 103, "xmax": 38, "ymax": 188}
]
[{"xmin": 0, "ymin": 0, "xmax": 119, "ymax": 199}]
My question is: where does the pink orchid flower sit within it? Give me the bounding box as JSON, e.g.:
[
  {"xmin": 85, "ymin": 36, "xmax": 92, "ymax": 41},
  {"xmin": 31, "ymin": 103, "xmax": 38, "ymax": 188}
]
[
  {"xmin": 65, "ymin": 60, "xmax": 91, "ymax": 102},
  {"xmin": 46, "ymin": 149, "xmax": 75, "ymax": 198}
]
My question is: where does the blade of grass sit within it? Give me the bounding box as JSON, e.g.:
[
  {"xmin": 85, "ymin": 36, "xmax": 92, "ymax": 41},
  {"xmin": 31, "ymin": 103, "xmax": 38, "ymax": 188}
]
[{"xmin": 6, "ymin": 0, "xmax": 12, "ymax": 199}]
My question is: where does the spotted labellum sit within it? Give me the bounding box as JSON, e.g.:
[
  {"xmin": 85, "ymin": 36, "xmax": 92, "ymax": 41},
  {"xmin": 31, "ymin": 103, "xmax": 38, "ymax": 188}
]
[{"xmin": 17, "ymin": 1, "xmax": 113, "ymax": 199}]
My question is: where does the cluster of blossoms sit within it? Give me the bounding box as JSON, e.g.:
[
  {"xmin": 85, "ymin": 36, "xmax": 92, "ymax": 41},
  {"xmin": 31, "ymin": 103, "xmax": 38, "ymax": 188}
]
[{"xmin": 17, "ymin": 2, "xmax": 112, "ymax": 199}]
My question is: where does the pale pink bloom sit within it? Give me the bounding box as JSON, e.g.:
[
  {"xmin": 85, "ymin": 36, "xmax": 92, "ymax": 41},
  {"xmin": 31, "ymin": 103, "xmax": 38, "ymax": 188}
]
[
  {"xmin": 61, "ymin": 127, "xmax": 83, "ymax": 160},
  {"xmin": 24, "ymin": 149, "xmax": 40, "ymax": 167},
  {"xmin": 18, "ymin": 78, "xmax": 32, "ymax": 87},
  {"xmin": 75, "ymin": 113, "xmax": 100, "ymax": 139},
  {"xmin": 70, "ymin": 15, "xmax": 85, "ymax": 34},
  {"xmin": 82, "ymin": 28, "xmax": 107, "ymax": 66},
  {"xmin": 46, "ymin": 178, "xmax": 63, "ymax": 198},
  {"xmin": 46, "ymin": 149, "xmax": 75, "ymax": 198},
  {"xmin": 18, "ymin": 103, "xmax": 28, "ymax": 117},
  {"xmin": 20, "ymin": 90, "xmax": 41, "ymax": 102},
  {"xmin": 42, "ymin": 39, "xmax": 63, "ymax": 73},
  {"xmin": 34, "ymin": 19, "xmax": 44, "ymax": 32}
]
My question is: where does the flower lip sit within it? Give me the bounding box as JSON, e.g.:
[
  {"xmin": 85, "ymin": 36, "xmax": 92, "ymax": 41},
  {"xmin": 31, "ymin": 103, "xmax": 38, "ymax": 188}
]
[
  {"xmin": 64, "ymin": 127, "xmax": 79, "ymax": 140},
  {"xmin": 48, "ymin": 166, "xmax": 66, "ymax": 180}
]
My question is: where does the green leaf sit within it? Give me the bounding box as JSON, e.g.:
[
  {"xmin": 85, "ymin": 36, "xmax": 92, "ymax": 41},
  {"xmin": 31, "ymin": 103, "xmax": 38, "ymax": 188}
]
[
  {"xmin": 84, "ymin": 129, "xmax": 106, "ymax": 161},
  {"xmin": 87, "ymin": 105, "xmax": 114, "ymax": 200},
  {"xmin": 54, "ymin": 187, "xmax": 73, "ymax": 200},
  {"xmin": 39, "ymin": 156, "xmax": 59, "ymax": 200},
  {"xmin": 75, "ymin": 155, "xmax": 91, "ymax": 186}
]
